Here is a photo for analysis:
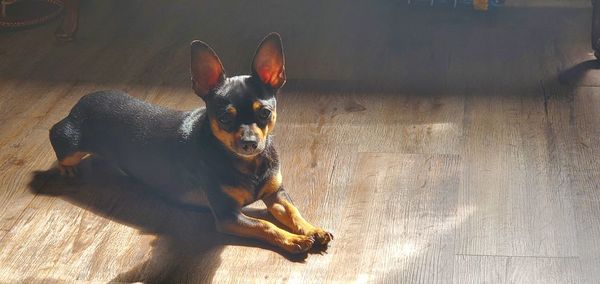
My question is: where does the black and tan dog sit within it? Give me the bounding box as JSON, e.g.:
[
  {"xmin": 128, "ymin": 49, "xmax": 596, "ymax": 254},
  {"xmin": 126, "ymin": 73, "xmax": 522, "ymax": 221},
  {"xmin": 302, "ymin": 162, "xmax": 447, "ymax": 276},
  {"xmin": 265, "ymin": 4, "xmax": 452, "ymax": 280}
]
[{"xmin": 49, "ymin": 33, "xmax": 332, "ymax": 254}]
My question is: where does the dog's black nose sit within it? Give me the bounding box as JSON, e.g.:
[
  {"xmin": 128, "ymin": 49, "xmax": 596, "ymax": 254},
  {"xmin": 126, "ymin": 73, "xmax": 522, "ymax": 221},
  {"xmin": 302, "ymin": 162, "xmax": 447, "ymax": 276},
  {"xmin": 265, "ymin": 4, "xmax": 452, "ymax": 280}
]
[{"xmin": 241, "ymin": 137, "xmax": 258, "ymax": 152}]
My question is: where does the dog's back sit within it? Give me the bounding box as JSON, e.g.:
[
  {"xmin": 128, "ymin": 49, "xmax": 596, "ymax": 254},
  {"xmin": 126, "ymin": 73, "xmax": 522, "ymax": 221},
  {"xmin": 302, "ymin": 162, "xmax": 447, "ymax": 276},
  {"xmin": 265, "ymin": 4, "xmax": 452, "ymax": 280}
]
[{"xmin": 50, "ymin": 90, "xmax": 212, "ymax": 201}]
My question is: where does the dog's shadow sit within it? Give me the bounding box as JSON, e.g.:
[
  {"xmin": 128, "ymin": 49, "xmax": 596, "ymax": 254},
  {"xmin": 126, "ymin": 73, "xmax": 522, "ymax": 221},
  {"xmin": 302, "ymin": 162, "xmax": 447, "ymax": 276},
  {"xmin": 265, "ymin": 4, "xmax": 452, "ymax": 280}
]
[{"xmin": 28, "ymin": 157, "xmax": 308, "ymax": 283}]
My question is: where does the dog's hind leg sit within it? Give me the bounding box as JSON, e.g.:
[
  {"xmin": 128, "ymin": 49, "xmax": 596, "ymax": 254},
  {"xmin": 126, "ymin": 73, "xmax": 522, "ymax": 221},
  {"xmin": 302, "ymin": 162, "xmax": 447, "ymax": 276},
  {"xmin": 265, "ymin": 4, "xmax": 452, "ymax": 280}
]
[
  {"xmin": 49, "ymin": 117, "xmax": 90, "ymax": 177},
  {"xmin": 57, "ymin": 151, "xmax": 90, "ymax": 177}
]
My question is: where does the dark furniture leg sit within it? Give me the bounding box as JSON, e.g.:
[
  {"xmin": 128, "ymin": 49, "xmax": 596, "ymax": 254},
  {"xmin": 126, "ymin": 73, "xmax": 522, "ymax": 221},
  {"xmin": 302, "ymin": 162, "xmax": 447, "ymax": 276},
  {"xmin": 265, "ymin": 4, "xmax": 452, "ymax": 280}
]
[
  {"xmin": 593, "ymin": 0, "xmax": 600, "ymax": 59},
  {"xmin": 55, "ymin": 0, "xmax": 79, "ymax": 41}
]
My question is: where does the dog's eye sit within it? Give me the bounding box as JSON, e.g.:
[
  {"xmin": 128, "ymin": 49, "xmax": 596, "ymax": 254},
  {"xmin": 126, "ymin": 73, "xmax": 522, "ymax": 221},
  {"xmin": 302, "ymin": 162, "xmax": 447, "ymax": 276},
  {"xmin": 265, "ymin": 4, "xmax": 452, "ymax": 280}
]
[
  {"xmin": 258, "ymin": 108, "xmax": 271, "ymax": 120},
  {"xmin": 218, "ymin": 114, "xmax": 233, "ymax": 125}
]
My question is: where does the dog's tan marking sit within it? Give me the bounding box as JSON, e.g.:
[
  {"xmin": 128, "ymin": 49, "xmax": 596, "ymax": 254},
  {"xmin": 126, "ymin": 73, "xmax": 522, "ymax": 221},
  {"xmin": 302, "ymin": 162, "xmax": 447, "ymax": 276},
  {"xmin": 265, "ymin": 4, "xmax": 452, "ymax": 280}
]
[
  {"xmin": 252, "ymin": 101, "xmax": 263, "ymax": 112},
  {"xmin": 223, "ymin": 186, "xmax": 253, "ymax": 206},
  {"xmin": 59, "ymin": 151, "xmax": 90, "ymax": 167},
  {"xmin": 267, "ymin": 111, "xmax": 276, "ymax": 135},
  {"xmin": 58, "ymin": 151, "xmax": 91, "ymax": 177},
  {"xmin": 249, "ymin": 123, "xmax": 266, "ymax": 144},
  {"xmin": 253, "ymin": 102, "xmax": 276, "ymax": 136},
  {"xmin": 258, "ymin": 170, "xmax": 282, "ymax": 199},
  {"xmin": 226, "ymin": 106, "xmax": 237, "ymax": 115},
  {"xmin": 210, "ymin": 118, "xmax": 237, "ymax": 152}
]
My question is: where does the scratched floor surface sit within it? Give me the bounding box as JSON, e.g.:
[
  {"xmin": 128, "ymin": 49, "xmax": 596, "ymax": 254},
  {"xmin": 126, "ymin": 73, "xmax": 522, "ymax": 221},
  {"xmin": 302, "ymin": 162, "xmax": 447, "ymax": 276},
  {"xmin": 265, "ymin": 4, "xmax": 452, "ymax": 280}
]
[{"xmin": 0, "ymin": 1, "xmax": 599, "ymax": 283}]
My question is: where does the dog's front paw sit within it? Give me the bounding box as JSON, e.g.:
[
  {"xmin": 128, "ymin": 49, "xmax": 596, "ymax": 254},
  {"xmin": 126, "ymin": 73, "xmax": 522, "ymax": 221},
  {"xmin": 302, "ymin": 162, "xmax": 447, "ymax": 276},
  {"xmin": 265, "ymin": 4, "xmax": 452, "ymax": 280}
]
[
  {"xmin": 282, "ymin": 235, "xmax": 315, "ymax": 254},
  {"xmin": 308, "ymin": 228, "xmax": 333, "ymax": 245}
]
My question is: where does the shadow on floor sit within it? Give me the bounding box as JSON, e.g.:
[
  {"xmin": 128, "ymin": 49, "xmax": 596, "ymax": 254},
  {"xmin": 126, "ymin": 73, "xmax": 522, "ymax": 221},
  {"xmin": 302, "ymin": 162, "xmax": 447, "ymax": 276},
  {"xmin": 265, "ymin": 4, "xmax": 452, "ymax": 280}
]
[
  {"xmin": 558, "ymin": 59, "xmax": 600, "ymax": 87},
  {"xmin": 27, "ymin": 157, "xmax": 308, "ymax": 282}
]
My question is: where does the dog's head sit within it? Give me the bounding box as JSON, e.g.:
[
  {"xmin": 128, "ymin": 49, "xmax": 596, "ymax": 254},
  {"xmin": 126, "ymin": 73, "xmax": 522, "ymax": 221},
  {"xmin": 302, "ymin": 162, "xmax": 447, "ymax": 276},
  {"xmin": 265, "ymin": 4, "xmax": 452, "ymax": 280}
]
[{"xmin": 190, "ymin": 33, "xmax": 285, "ymax": 158}]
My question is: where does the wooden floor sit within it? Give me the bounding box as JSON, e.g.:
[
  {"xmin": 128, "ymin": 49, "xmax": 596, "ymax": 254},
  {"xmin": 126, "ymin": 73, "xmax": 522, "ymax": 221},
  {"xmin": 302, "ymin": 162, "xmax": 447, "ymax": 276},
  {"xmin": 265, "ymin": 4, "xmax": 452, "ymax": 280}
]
[{"xmin": 1, "ymin": 1, "xmax": 600, "ymax": 283}]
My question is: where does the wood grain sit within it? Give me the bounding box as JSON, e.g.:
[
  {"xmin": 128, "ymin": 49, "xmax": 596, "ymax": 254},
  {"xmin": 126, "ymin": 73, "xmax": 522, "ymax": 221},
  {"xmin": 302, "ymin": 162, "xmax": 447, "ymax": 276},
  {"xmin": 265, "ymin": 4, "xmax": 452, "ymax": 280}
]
[
  {"xmin": 457, "ymin": 93, "xmax": 578, "ymax": 257},
  {"xmin": 454, "ymin": 255, "xmax": 583, "ymax": 283},
  {"xmin": 567, "ymin": 87, "xmax": 600, "ymax": 283},
  {"xmin": 328, "ymin": 153, "xmax": 460, "ymax": 283}
]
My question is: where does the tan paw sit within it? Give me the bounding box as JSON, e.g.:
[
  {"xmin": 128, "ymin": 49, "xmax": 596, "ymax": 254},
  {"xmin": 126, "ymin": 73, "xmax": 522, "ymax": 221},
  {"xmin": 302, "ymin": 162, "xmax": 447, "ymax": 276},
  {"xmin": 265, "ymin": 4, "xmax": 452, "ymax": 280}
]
[
  {"xmin": 308, "ymin": 228, "xmax": 333, "ymax": 245},
  {"xmin": 282, "ymin": 234, "xmax": 315, "ymax": 254}
]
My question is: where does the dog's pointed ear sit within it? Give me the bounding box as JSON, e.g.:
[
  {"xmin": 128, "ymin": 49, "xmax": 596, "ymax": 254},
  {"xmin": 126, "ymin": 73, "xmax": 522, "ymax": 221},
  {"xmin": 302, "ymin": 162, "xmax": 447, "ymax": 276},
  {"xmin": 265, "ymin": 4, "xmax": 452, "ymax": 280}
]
[
  {"xmin": 252, "ymin": 33, "xmax": 286, "ymax": 89},
  {"xmin": 190, "ymin": 40, "xmax": 225, "ymax": 98}
]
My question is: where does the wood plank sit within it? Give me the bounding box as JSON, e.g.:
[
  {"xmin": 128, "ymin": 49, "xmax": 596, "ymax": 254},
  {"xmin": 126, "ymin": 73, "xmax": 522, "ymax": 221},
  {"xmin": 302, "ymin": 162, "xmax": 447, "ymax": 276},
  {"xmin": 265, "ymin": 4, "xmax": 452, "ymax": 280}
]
[
  {"xmin": 567, "ymin": 87, "xmax": 600, "ymax": 201},
  {"xmin": 572, "ymin": 199, "xmax": 600, "ymax": 283},
  {"xmin": 566, "ymin": 87, "xmax": 600, "ymax": 282},
  {"xmin": 276, "ymin": 91, "xmax": 464, "ymax": 155},
  {"xmin": 0, "ymin": 127, "xmax": 57, "ymax": 232},
  {"xmin": 326, "ymin": 153, "xmax": 460, "ymax": 283},
  {"xmin": 454, "ymin": 255, "xmax": 582, "ymax": 283},
  {"xmin": 457, "ymin": 93, "xmax": 578, "ymax": 257}
]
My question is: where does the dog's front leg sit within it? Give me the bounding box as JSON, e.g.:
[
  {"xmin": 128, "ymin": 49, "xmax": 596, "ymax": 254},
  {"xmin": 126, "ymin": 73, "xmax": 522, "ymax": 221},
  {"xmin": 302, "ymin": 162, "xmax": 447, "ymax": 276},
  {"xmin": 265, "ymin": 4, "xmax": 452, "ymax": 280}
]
[
  {"xmin": 263, "ymin": 189, "xmax": 333, "ymax": 246},
  {"xmin": 214, "ymin": 210, "xmax": 315, "ymax": 254}
]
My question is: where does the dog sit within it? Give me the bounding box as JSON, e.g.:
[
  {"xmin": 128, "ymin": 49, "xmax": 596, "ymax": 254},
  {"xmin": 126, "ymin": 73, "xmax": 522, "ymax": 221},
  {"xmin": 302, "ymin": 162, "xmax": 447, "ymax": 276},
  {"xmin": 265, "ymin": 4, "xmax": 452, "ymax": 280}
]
[{"xmin": 49, "ymin": 33, "xmax": 333, "ymax": 254}]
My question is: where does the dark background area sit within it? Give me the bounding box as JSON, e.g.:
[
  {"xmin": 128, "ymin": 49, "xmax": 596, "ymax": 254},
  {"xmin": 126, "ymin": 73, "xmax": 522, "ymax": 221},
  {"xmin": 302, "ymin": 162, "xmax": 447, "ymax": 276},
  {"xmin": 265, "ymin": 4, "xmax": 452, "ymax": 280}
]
[{"xmin": 1, "ymin": 0, "xmax": 593, "ymax": 93}]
